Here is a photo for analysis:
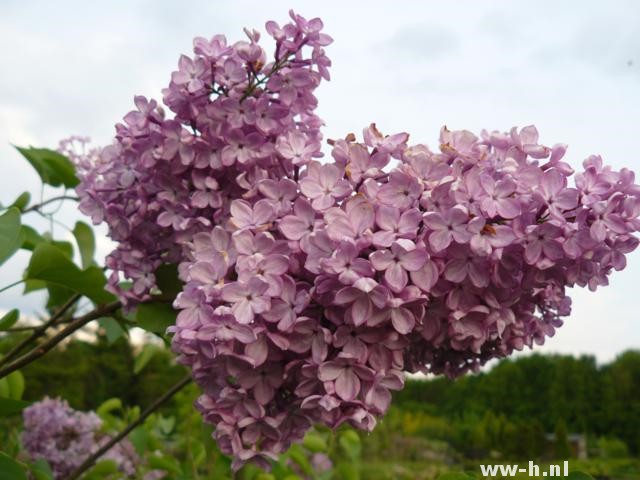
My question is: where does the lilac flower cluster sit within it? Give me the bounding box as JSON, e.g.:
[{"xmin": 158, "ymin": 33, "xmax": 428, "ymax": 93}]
[
  {"xmin": 172, "ymin": 123, "xmax": 640, "ymax": 468},
  {"xmin": 72, "ymin": 11, "xmax": 640, "ymax": 470},
  {"xmin": 22, "ymin": 398, "xmax": 137, "ymax": 478},
  {"xmin": 71, "ymin": 10, "xmax": 330, "ymax": 305}
]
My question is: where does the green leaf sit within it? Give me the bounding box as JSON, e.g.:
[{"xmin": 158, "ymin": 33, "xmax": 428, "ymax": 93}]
[
  {"xmin": 288, "ymin": 445, "xmax": 313, "ymax": 476},
  {"xmin": 0, "ymin": 452, "xmax": 28, "ymax": 480},
  {"xmin": 148, "ymin": 454, "xmax": 182, "ymax": 475},
  {"xmin": 14, "ymin": 146, "xmax": 79, "ymax": 188},
  {"xmin": 156, "ymin": 415, "xmax": 175, "ymax": 435},
  {"xmin": 338, "ymin": 430, "xmax": 361, "ymax": 461},
  {"xmin": 29, "ymin": 459, "xmax": 53, "ymax": 480},
  {"xmin": 134, "ymin": 344, "xmax": 158, "ymax": 374},
  {"xmin": 566, "ymin": 472, "xmax": 594, "ymax": 480},
  {"xmin": 6, "ymin": 371, "xmax": 25, "ymax": 400},
  {"xmin": 98, "ymin": 317, "xmax": 126, "ymax": 344},
  {"xmin": 0, "ymin": 309, "xmax": 19, "ymax": 330},
  {"xmin": 154, "ymin": 264, "xmax": 182, "ymax": 298},
  {"xmin": 135, "ymin": 302, "xmax": 176, "ymax": 335},
  {"xmin": 0, "ymin": 397, "xmax": 30, "ymax": 417},
  {"xmin": 72, "ymin": 221, "xmax": 95, "ymax": 269},
  {"xmin": 45, "ymin": 285, "xmax": 76, "ymax": 311},
  {"xmin": 437, "ymin": 473, "xmax": 474, "ymax": 480},
  {"xmin": 82, "ymin": 460, "xmax": 118, "ymax": 480},
  {"xmin": 0, "ymin": 207, "xmax": 22, "ymax": 266},
  {"xmin": 191, "ymin": 440, "xmax": 206, "ymax": 468},
  {"xmin": 96, "ymin": 398, "xmax": 122, "ymax": 418},
  {"xmin": 335, "ymin": 462, "xmax": 359, "ymax": 480},
  {"xmin": 25, "ymin": 244, "xmax": 114, "ymax": 304},
  {"xmin": 44, "ymin": 237, "xmax": 74, "ymax": 259},
  {"xmin": 19, "ymin": 226, "xmax": 45, "ymax": 251},
  {"xmin": 129, "ymin": 426, "xmax": 149, "ymax": 456},
  {"xmin": 10, "ymin": 192, "xmax": 31, "ymax": 212},
  {"xmin": 303, "ymin": 431, "xmax": 327, "ymax": 453}
]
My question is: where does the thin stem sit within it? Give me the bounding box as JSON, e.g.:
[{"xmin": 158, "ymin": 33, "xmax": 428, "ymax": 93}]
[
  {"xmin": 0, "ymin": 293, "xmax": 82, "ymax": 367},
  {"xmin": 67, "ymin": 375, "xmax": 192, "ymax": 480},
  {"xmin": 0, "ymin": 300, "xmax": 121, "ymax": 379},
  {"xmin": 0, "ymin": 279, "xmax": 24, "ymax": 294},
  {"xmin": 240, "ymin": 53, "xmax": 292, "ymax": 102},
  {"xmin": 22, "ymin": 195, "xmax": 79, "ymax": 213},
  {"xmin": 31, "ymin": 208, "xmax": 74, "ymax": 233}
]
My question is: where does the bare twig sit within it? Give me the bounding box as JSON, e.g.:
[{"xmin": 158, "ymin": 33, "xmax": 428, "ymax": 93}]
[
  {"xmin": 0, "ymin": 293, "xmax": 82, "ymax": 367},
  {"xmin": 0, "ymin": 279, "xmax": 25, "ymax": 294},
  {"xmin": 22, "ymin": 195, "xmax": 79, "ymax": 213},
  {"xmin": 0, "ymin": 300, "xmax": 121, "ymax": 379},
  {"xmin": 66, "ymin": 375, "xmax": 192, "ymax": 480}
]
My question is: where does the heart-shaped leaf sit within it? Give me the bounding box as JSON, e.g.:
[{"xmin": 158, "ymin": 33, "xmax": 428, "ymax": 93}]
[
  {"xmin": 0, "ymin": 309, "xmax": 19, "ymax": 330},
  {"xmin": 72, "ymin": 221, "xmax": 95, "ymax": 269},
  {"xmin": 25, "ymin": 244, "xmax": 114, "ymax": 304},
  {"xmin": 135, "ymin": 302, "xmax": 176, "ymax": 335},
  {"xmin": 0, "ymin": 452, "xmax": 28, "ymax": 480},
  {"xmin": 14, "ymin": 146, "xmax": 78, "ymax": 189},
  {"xmin": 0, "ymin": 208, "xmax": 22, "ymax": 266},
  {"xmin": 9, "ymin": 192, "xmax": 31, "ymax": 212},
  {"xmin": 134, "ymin": 344, "xmax": 159, "ymax": 374},
  {"xmin": 0, "ymin": 397, "xmax": 30, "ymax": 417}
]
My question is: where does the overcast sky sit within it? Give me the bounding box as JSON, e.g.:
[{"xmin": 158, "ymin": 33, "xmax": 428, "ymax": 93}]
[{"xmin": 1, "ymin": 0, "xmax": 639, "ymax": 363}]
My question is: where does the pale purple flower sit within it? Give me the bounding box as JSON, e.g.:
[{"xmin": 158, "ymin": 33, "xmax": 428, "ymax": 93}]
[
  {"xmin": 235, "ymin": 361, "xmax": 284, "ymax": 404},
  {"xmin": 323, "ymin": 241, "xmax": 374, "ymax": 284},
  {"xmin": 423, "ymin": 206, "xmax": 471, "ymax": 251},
  {"xmin": 444, "ymin": 244, "xmax": 490, "ymax": 288},
  {"xmin": 590, "ymin": 199, "xmax": 628, "ymax": 242},
  {"xmin": 324, "ymin": 196, "xmax": 375, "ymax": 243},
  {"xmin": 229, "ymin": 199, "xmax": 275, "ymax": 231},
  {"xmin": 468, "ymin": 218, "xmax": 516, "ymax": 256},
  {"xmin": 370, "ymin": 240, "xmax": 427, "ymax": 292},
  {"xmin": 524, "ymin": 223, "xmax": 564, "ymax": 267},
  {"xmin": 278, "ymin": 198, "xmax": 317, "ymax": 241},
  {"xmin": 364, "ymin": 371, "xmax": 404, "ymax": 413},
  {"xmin": 172, "ymin": 55, "xmax": 208, "ymax": 93},
  {"xmin": 536, "ymin": 169, "xmax": 579, "ymax": 216},
  {"xmin": 318, "ymin": 359, "xmax": 374, "ymax": 401},
  {"xmin": 377, "ymin": 171, "xmax": 421, "ymax": 209},
  {"xmin": 276, "ymin": 131, "xmax": 319, "ymax": 166},
  {"xmin": 221, "ymin": 278, "xmax": 271, "ymax": 323},
  {"xmin": 373, "ymin": 206, "xmax": 421, "ymax": 247},
  {"xmin": 300, "ymin": 161, "xmax": 351, "ymax": 210},
  {"xmin": 480, "ymin": 175, "xmax": 521, "ymax": 219},
  {"xmin": 344, "ymin": 142, "xmax": 389, "ymax": 183},
  {"xmin": 221, "ymin": 130, "xmax": 265, "ymax": 166},
  {"xmin": 333, "ymin": 278, "xmax": 389, "ymax": 327}
]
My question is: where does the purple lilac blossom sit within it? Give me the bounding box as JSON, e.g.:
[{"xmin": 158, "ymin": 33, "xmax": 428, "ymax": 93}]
[
  {"xmin": 69, "ymin": 11, "xmax": 640, "ymax": 471},
  {"xmin": 22, "ymin": 397, "xmax": 138, "ymax": 479}
]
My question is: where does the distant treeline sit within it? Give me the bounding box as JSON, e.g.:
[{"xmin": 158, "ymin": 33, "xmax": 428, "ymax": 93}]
[{"xmin": 394, "ymin": 351, "xmax": 640, "ymax": 455}]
